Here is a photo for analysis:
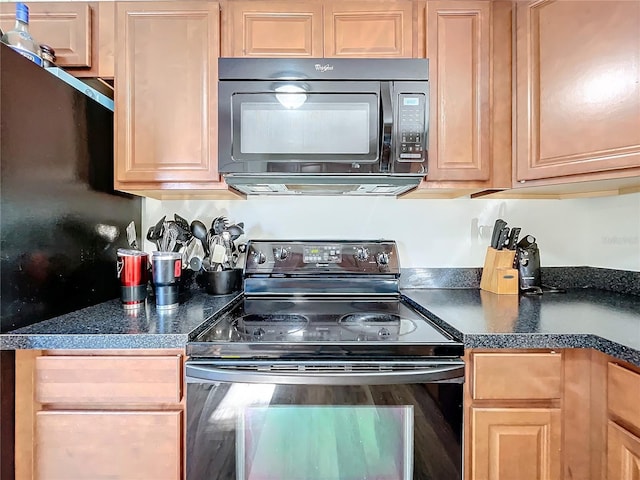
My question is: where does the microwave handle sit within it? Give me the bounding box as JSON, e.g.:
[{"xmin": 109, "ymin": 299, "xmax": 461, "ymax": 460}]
[{"xmin": 380, "ymin": 82, "xmax": 393, "ymax": 173}]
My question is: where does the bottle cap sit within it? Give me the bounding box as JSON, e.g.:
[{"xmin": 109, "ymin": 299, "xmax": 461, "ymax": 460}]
[{"xmin": 16, "ymin": 3, "xmax": 29, "ymax": 24}]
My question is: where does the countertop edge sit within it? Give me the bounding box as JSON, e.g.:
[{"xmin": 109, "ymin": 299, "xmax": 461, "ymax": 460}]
[{"xmin": 402, "ymin": 291, "xmax": 640, "ymax": 368}]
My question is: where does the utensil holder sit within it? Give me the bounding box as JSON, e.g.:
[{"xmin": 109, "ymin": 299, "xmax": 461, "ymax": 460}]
[{"xmin": 480, "ymin": 247, "xmax": 518, "ymax": 295}]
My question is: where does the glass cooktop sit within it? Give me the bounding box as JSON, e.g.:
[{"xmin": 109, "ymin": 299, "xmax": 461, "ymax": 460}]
[{"xmin": 193, "ymin": 297, "xmax": 458, "ymax": 345}]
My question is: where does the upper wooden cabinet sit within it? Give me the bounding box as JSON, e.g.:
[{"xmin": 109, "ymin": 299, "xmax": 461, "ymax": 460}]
[
  {"xmin": 0, "ymin": 2, "xmax": 114, "ymax": 78},
  {"xmin": 324, "ymin": 1, "xmax": 414, "ymax": 58},
  {"xmin": 223, "ymin": 1, "xmax": 323, "ymax": 57},
  {"xmin": 114, "ymin": 1, "xmax": 237, "ymax": 198},
  {"xmin": 514, "ymin": 0, "xmax": 640, "ymax": 185},
  {"xmin": 222, "ymin": 0, "xmax": 415, "ymax": 58},
  {"xmin": 423, "ymin": 1, "xmax": 490, "ymax": 183}
]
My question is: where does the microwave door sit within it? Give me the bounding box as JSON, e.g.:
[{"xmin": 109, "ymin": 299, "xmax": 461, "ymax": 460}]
[{"xmin": 219, "ymin": 81, "xmax": 383, "ymax": 174}]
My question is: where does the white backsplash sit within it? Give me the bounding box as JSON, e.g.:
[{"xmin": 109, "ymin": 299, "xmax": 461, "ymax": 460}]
[{"xmin": 142, "ymin": 192, "xmax": 640, "ymax": 271}]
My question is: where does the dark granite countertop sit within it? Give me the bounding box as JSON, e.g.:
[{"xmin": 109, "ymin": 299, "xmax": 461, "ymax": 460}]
[
  {"xmin": 402, "ymin": 288, "xmax": 640, "ymax": 367},
  {"xmin": 0, "ymin": 291, "xmax": 242, "ymax": 350},
  {"xmin": 2, "ymin": 282, "xmax": 639, "ymax": 368}
]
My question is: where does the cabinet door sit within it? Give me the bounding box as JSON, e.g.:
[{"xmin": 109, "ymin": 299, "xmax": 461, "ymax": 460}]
[
  {"xmin": 515, "ymin": 1, "xmax": 640, "ymax": 182},
  {"xmin": 324, "ymin": 1, "xmax": 414, "ymax": 57},
  {"xmin": 223, "ymin": 1, "xmax": 322, "ymax": 57},
  {"xmin": 608, "ymin": 421, "xmax": 640, "ymax": 480},
  {"xmin": 424, "ymin": 1, "xmax": 490, "ymax": 181},
  {"xmin": 36, "ymin": 410, "xmax": 182, "ymax": 480},
  {"xmin": 115, "ymin": 2, "xmax": 223, "ymax": 188},
  {"xmin": 0, "ymin": 2, "xmax": 92, "ymax": 68},
  {"xmin": 471, "ymin": 407, "xmax": 561, "ymax": 480}
]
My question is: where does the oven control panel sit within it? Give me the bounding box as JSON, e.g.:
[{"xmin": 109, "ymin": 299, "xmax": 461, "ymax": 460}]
[
  {"xmin": 302, "ymin": 246, "xmax": 342, "ymax": 264},
  {"xmin": 245, "ymin": 240, "xmax": 400, "ymax": 275}
]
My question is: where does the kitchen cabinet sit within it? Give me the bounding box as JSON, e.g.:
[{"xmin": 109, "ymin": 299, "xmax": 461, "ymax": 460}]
[
  {"xmin": 508, "ymin": 0, "xmax": 640, "ymax": 197},
  {"xmin": 403, "ymin": 1, "xmax": 513, "ymax": 198},
  {"xmin": 114, "ymin": 1, "xmax": 240, "ymax": 199},
  {"xmin": 471, "ymin": 408, "xmax": 562, "ymax": 480},
  {"xmin": 222, "ymin": 1, "xmax": 323, "ymax": 57},
  {"xmin": 0, "ymin": 2, "xmax": 113, "ymax": 78},
  {"xmin": 14, "ymin": 349, "xmax": 185, "ymax": 480},
  {"xmin": 464, "ymin": 350, "xmax": 563, "ymax": 480},
  {"xmin": 222, "ymin": 0, "xmax": 415, "ymax": 58},
  {"xmin": 607, "ymin": 362, "xmax": 640, "ymax": 480}
]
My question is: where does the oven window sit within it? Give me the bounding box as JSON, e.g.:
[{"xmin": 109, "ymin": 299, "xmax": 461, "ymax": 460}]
[
  {"xmin": 231, "ymin": 93, "xmax": 379, "ymax": 162},
  {"xmin": 237, "ymin": 406, "xmax": 412, "ymax": 480},
  {"xmin": 187, "ymin": 382, "xmax": 462, "ymax": 480}
]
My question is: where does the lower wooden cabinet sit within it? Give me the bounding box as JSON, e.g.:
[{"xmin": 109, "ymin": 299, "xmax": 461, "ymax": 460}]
[
  {"xmin": 608, "ymin": 421, "xmax": 640, "ymax": 480},
  {"xmin": 15, "ymin": 349, "xmax": 185, "ymax": 480},
  {"xmin": 471, "ymin": 408, "xmax": 561, "ymax": 480},
  {"xmin": 465, "ymin": 350, "xmax": 563, "ymax": 480},
  {"xmin": 36, "ymin": 411, "xmax": 182, "ymax": 480}
]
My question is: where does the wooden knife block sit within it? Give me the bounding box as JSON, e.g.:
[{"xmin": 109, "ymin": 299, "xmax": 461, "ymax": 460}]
[{"xmin": 480, "ymin": 247, "xmax": 519, "ymax": 295}]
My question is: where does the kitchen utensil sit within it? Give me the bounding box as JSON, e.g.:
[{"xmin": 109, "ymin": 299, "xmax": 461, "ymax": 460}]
[
  {"xmin": 496, "ymin": 227, "xmax": 510, "ymax": 250},
  {"xmin": 490, "ymin": 219, "xmax": 507, "ymax": 248},
  {"xmin": 161, "ymin": 222, "xmax": 180, "ymax": 252},
  {"xmin": 126, "ymin": 221, "xmax": 138, "ymax": 249},
  {"xmin": 226, "ymin": 223, "xmax": 244, "ymax": 241},
  {"xmin": 517, "ymin": 235, "xmax": 536, "ymax": 249},
  {"xmin": 151, "ymin": 251, "xmax": 181, "ymax": 309},
  {"xmin": 506, "ymin": 227, "xmax": 521, "ymax": 250},
  {"xmin": 174, "ymin": 214, "xmax": 190, "ymax": 232},
  {"xmin": 210, "ymin": 244, "xmax": 226, "ymax": 271},
  {"xmin": 116, "ymin": 249, "xmax": 149, "ymax": 308},
  {"xmin": 190, "ymin": 220, "xmax": 208, "ymax": 241},
  {"xmin": 221, "ymin": 231, "xmax": 233, "ymax": 268},
  {"xmin": 211, "ymin": 216, "xmax": 229, "ymax": 235}
]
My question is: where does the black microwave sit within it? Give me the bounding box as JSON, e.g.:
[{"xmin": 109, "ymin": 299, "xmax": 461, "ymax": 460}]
[{"xmin": 217, "ymin": 58, "xmax": 430, "ymax": 196}]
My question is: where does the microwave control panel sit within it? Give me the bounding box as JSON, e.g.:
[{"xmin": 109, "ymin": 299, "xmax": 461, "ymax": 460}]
[{"xmin": 397, "ymin": 93, "xmax": 426, "ymax": 161}]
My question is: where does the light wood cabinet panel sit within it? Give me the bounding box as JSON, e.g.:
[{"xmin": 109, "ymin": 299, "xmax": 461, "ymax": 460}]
[
  {"xmin": 515, "ymin": 0, "xmax": 640, "ymax": 182},
  {"xmin": 472, "ymin": 352, "xmax": 562, "ymax": 400},
  {"xmin": 115, "ymin": 1, "xmax": 225, "ymax": 190},
  {"xmin": 35, "ymin": 355, "xmax": 182, "ymax": 405},
  {"xmin": 0, "ymin": 2, "xmax": 92, "ymax": 68},
  {"xmin": 471, "ymin": 407, "xmax": 562, "ymax": 480},
  {"xmin": 608, "ymin": 362, "xmax": 640, "ymax": 432},
  {"xmin": 324, "ymin": 1, "xmax": 414, "ymax": 57},
  {"xmin": 223, "ymin": 1, "xmax": 322, "ymax": 57},
  {"xmin": 424, "ymin": 1, "xmax": 490, "ymax": 182},
  {"xmin": 608, "ymin": 421, "xmax": 640, "ymax": 480},
  {"xmin": 36, "ymin": 410, "xmax": 182, "ymax": 480}
]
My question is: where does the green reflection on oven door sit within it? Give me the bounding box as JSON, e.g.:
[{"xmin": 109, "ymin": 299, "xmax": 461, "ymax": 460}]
[{"xmin": 237, "ymin": 405, "xmax": 413, "ymax": 480}]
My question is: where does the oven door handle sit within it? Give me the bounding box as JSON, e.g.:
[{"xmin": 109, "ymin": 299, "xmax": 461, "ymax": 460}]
[{"xmin": 185, "ymin": 362, "xmax": 464, "ymax": 385}]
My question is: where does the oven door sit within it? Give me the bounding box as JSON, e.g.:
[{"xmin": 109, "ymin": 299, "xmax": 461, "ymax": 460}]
[
  {"xmin": 218, "ymin": 81, "xmax": 391, "ymax": 174},
  {"xmin": 186, "ymin": 359, "xmax": 463, "ymax": 480}
]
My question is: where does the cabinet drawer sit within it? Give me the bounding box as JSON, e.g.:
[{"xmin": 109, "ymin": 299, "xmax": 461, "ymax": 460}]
[
  {"xmin": 36, "ymin": 410, "xmax": 181, "ymax": 480},
  {"xmin": 35, "ymin": 355, "xmax": 182, "ymax": 405},
  {"xmin": 608, "ymin": 362, "xmax": 640, "ymax": 429},
  {"xmin": 473, "ymin": 352, "xmax": 562, "ymax": 400}
]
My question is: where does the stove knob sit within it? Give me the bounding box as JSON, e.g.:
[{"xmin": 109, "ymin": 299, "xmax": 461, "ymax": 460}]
[
  {"xmin": 253, "ymin": 327, "xmax": 265, "ymax": 338},
  {"xmin": 355, "ymin": 247, "xmax": 370, "ymax": 262},
  {"xmin": 376, "ymin": 252, "xmax": 389, "ymax": 265},
  {"xmin": 253, "ymin": 251, "xmax": 266, "ymax": 264},
  {"xmin": 274, "ymin": 247, "xmax": 288, "ymax": 261}
]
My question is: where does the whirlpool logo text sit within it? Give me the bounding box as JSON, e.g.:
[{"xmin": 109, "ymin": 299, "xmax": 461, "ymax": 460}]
[{"xmin": 314, "ymin": 63, "xmax": 334, "ymax": 72}]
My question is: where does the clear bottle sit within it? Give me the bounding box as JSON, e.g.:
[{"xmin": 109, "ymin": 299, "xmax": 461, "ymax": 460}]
[{"xmin": 0, "ymin": 3, "xmax": 42, "ymax": 66}]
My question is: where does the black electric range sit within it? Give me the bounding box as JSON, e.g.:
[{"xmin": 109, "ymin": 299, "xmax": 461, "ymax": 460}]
[{"xmin": 187, "ymin": 240, "xmax": 462, "ymax": 359}]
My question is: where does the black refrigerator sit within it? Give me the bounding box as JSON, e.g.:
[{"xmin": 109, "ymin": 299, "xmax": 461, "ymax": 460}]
[{"xmin": 0, "ymin": 43, "xmax": 142, "ymax": 333}]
